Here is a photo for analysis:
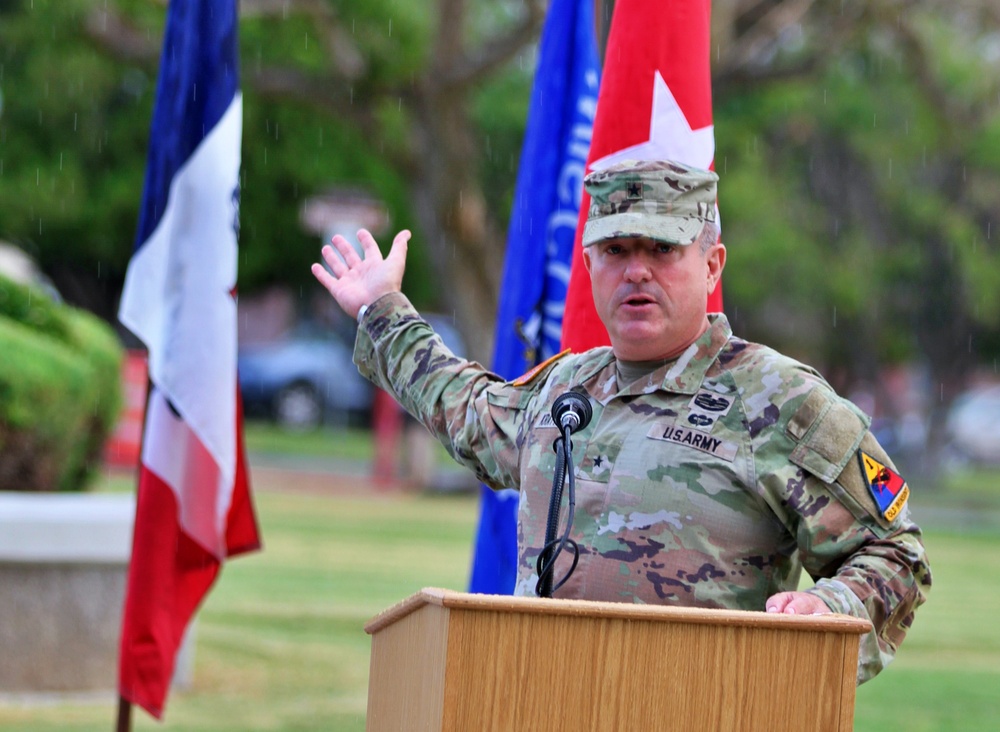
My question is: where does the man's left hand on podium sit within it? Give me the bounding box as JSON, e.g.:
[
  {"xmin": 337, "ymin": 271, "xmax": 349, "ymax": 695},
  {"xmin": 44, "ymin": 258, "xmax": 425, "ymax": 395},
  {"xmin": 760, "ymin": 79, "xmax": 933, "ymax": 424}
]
[{"xmin": 765, "ymin": 591, "xmax": 831, "ymax": 615}]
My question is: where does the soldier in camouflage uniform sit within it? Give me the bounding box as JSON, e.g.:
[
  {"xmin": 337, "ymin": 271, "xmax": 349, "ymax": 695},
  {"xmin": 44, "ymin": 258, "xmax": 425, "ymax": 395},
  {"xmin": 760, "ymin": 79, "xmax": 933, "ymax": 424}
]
[{"xmin": 311, "ymin": 159, "xmax": 930, "ymax": 683}]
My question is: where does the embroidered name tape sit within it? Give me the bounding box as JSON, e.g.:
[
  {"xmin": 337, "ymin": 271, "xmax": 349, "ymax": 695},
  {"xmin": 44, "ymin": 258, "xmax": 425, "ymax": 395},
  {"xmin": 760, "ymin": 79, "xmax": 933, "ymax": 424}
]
[
  {"xmin": 535, "ymin": 413, "xmax": 558, "ymax": 429},
  {"xmin": 647, "ymin": 422, "xmax": 738, "ymax": 462}
]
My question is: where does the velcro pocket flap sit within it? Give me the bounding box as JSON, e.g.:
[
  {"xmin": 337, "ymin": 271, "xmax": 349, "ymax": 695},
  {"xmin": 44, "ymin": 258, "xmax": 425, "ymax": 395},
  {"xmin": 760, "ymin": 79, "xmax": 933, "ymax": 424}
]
[
  {"xmin": 485, "ymin": 384, "xmax": 533, "ymax": 411},
  {"xmin": 788, "ymin": 389, "xmax": 869, "ymax": 483}
]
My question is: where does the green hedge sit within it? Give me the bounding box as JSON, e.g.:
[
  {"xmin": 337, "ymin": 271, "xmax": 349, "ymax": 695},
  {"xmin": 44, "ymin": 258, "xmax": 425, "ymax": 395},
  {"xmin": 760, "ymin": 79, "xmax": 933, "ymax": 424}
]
[{"xmin": 0, "ymin": 274, "xmax": 123, "ymax": 491}]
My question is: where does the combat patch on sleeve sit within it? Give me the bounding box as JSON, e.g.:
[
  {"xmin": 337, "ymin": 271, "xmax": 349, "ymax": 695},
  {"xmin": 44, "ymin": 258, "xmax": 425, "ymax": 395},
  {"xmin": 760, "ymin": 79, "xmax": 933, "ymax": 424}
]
[
  {"xmin": 859, "ymin": 450, "xmax": 910, "ymax": 523},
  {"xmin": 511, "ymin": 349, "xmax": 571, "ymax": 387}
]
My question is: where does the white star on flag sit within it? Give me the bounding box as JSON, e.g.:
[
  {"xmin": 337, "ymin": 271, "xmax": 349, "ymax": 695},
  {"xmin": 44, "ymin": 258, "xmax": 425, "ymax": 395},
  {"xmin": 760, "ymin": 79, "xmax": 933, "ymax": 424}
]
[{"xmin": 590, "ymin": 70, "xmax": 715, "ymax": 172}]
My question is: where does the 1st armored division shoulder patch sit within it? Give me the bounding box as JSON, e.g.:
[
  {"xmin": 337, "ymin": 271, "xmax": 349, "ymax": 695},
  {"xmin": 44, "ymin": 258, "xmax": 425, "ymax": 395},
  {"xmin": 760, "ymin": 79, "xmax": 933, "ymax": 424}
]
[{"xmin": 859, "ymin": 451, "xmax": 910, "ymax": 523}]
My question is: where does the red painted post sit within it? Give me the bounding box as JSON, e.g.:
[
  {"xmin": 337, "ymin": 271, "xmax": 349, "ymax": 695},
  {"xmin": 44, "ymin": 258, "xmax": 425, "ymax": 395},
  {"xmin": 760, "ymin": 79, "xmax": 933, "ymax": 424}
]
[
  {"xmin": 371, "ymin": 388, "xmax": 403, "ymax": 488},
  {"xmin": 103, "ymin": 350, "xmax": 149, "ymax": 469}
]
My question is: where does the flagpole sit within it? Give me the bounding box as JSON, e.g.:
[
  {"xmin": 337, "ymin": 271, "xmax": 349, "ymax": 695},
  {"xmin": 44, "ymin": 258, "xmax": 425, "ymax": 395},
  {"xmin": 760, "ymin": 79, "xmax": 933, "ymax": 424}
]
[
  {"xmin": 115, "ymin": 696, "xmax": 132, "ymax": 732},
  {"xmin": 594, "ymin": 0, "xmax": 614, "ymax": 58},
  {"xmin": 113, "ymin": 374, "xmax": 151, "ymax": 732}
]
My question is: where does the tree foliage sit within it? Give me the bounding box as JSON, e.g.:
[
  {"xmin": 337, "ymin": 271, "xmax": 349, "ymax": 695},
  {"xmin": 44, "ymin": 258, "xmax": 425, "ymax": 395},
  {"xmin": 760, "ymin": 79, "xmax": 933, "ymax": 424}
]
[
  {"xmin": 0, "ymin": 0, "xmax": 538, "ymax": 358},
  {"xmin": 80, "ymin": 0, "xmax": 541, "ymax": 358},
  {"xmin": 710, "ymin": 0, "xmax": 1000, "ymax": 452},
  {"xmin": 0, "ymin": 0, "xmax": 154, "ymax": 320},
  {"xmin": 2, "ymin": 0, "xmax": 999, "ymax": 447}
]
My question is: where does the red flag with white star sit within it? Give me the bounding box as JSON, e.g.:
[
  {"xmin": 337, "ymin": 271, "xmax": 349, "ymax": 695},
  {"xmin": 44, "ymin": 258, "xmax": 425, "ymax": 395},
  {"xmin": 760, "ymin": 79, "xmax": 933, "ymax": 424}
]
[{"xmin": 561, "ymin": 0, "xmax": 720, "ymax": 352}]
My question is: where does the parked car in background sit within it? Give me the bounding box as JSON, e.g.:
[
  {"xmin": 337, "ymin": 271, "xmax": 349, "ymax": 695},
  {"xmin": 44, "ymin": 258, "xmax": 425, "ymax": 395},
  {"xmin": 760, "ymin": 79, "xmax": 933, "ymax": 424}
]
[
  {"xmin": 945, "ymin": 385, "xmax": 1000, "ymax": 466},
  {"xmin": 238, "ymin": 322, "xmax": 372, "ymax": 429},
  {"xmin": 238, "ymin": 313, "xmax": 466, "ymax": 430}
]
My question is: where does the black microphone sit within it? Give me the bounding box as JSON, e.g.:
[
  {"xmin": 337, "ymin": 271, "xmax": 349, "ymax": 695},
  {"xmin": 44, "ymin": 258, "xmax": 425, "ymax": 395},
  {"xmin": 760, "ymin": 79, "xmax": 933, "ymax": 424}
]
[
  {"xmin": 551, "ymin": 391, "xmax": 593, "ymax": 434},
  {"xmin": 536, "ymin": 390, "xmax": 592, "ymax": 598}
]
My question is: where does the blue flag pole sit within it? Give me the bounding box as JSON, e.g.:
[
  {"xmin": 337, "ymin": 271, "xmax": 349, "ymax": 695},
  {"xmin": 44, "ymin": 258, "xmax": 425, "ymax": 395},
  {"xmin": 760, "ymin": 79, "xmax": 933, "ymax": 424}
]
[{"xmin": 468, "ymin": 0, "xmax": 601, "ymax": 595}]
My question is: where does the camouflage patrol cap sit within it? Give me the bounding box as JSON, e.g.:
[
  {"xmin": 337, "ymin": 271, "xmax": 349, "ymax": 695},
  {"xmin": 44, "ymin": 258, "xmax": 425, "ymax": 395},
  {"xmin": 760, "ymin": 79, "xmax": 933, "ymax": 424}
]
[{"xmin": 583, "ymin": 159, "xmax": 718, "ymax": 246}]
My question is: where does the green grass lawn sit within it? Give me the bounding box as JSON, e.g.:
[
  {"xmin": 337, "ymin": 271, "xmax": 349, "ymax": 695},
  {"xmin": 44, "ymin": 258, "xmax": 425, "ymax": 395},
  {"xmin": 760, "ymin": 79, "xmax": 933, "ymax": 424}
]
[
  {"xmin": 242, "ymin": 421, "xmax": 377, "ymax": 462},
  {"xmin": 2, "ymin": 438, "xmax": 999, "ymax": 730},
  {"xmin": 853, "ymin": 528, "xmax": 1000, "ymax": 731},
  {"xmin": 0, "ymin": 489, "xmax": 479, "ymax": 732}
]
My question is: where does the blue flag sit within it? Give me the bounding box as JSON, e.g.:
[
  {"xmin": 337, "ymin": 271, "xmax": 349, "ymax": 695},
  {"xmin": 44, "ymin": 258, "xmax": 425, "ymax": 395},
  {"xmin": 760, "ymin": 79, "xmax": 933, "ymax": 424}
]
[{"xmin": 468, "ymin": 0, "xmax": 600, "ymax": 594}]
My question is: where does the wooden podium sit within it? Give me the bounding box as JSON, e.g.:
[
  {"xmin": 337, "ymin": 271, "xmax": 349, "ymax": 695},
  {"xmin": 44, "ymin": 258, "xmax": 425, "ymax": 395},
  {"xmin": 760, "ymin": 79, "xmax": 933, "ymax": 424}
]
[{"xmin": 364, "ymin": 588, "xmax": 870, "ymax": 732}]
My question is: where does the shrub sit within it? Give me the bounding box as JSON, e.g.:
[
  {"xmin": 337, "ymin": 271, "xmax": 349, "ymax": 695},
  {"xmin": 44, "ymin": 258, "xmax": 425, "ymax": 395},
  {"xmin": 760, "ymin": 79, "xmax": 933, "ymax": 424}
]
[
  {"xmin": 0, "ymin": 274, "xmax": 123, "ymax": 491},
  {"xmin": 61, "ymin": 308, "xmax": 125, "ymax": 488}
]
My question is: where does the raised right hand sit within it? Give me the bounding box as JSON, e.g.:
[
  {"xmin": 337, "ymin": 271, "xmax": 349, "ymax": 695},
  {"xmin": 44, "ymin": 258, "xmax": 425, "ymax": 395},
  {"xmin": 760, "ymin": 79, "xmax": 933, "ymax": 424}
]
[{"xmin": 310, "ymin": 228, "xmax": 410, "ymax": 319}]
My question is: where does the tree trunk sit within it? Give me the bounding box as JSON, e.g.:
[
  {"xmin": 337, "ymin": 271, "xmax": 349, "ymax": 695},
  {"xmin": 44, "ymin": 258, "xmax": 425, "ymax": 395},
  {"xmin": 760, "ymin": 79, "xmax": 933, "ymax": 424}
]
[
  {"xmin": 405, "ymin": 0, "xmax": 509, "ymax": 363},
  {"xmin": 409, "ymin": 91, "xmax": 504, "ymax": 362}
]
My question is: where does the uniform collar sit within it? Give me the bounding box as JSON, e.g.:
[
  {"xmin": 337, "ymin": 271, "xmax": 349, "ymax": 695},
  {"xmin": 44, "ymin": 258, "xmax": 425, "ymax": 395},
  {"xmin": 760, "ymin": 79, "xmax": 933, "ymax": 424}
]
[{"xmin": 580, "ymin": 314, "xmax": 733, "ymax": 405}]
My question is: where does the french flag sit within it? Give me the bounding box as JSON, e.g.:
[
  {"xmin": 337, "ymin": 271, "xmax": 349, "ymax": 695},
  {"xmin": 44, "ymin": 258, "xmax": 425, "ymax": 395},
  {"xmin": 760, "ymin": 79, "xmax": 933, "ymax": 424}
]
[{"xmin": 117, "ymin": 0, "xmax": 260, "ymax": 719}]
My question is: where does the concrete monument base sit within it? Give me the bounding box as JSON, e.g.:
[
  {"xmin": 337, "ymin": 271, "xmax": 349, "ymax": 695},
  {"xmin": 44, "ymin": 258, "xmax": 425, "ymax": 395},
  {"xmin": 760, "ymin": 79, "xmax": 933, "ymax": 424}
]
[{"xmin": 0, "ymin": 492, "xmax": 193, "ymax": 694}]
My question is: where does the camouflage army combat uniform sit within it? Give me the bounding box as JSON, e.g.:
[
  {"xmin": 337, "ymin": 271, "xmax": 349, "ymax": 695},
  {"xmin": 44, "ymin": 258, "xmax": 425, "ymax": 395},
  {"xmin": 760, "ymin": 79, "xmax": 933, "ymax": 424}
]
[{"xmin": 354, "ymin": 293, "xmax": 931, "ymax": 683}]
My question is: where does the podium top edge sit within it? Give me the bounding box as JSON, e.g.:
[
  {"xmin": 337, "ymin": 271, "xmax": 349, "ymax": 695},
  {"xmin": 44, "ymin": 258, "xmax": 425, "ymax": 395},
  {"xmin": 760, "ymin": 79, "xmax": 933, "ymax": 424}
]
[{"xmin": 363, "ymin": 587, "xmax": 873, "ymax": 636}]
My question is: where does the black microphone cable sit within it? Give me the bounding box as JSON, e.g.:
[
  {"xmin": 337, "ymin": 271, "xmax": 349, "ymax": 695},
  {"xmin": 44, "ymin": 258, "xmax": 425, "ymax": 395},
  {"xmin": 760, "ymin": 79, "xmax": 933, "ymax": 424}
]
[{"xmin": 536, "ymin": 392, "xmax": 592, "ymax": 598}]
